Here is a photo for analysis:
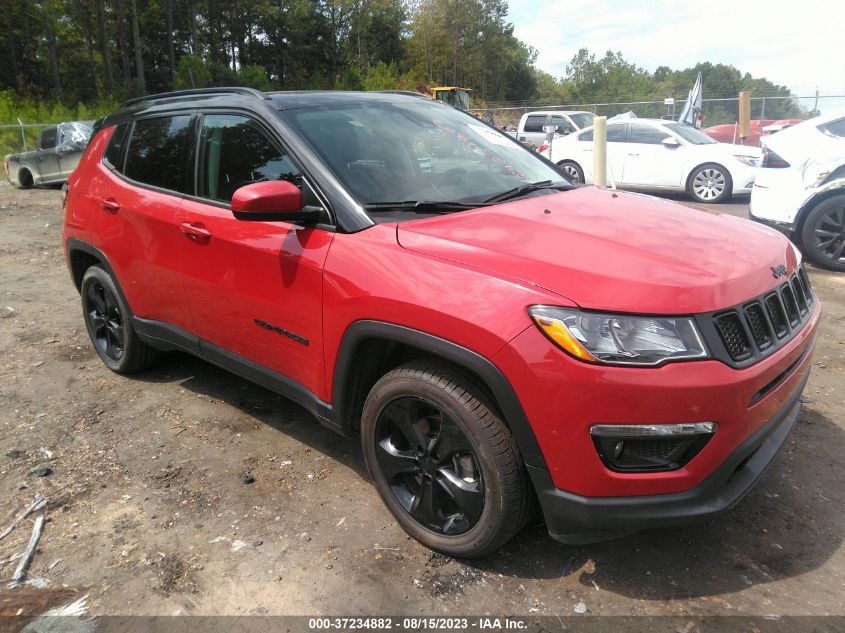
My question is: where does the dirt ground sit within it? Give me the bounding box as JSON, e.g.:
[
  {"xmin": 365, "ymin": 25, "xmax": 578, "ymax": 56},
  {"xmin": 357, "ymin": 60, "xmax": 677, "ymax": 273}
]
[{"xmin": 0, "ymin": 182, "xmax": 843, "ymax": 621}]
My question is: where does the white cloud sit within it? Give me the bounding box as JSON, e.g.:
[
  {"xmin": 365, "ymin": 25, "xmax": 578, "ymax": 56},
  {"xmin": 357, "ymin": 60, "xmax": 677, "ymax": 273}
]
[{"xmin": 508, "ymin": 0, "xmax": 842, "ymax": 96}]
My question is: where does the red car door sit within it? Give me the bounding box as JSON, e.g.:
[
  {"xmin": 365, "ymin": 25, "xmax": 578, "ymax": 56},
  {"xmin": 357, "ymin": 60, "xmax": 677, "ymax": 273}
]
[
  {"xmin": 177, "ymin": 113, "xmax": 333, "ymax": 400},
  {"xmin": 92, "ymin": 117, "xmax": 194, "ymax": 332}
]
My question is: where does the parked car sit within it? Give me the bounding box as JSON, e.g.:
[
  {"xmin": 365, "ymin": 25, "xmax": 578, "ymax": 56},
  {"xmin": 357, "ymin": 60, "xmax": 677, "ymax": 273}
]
[
  {"xmin": 549, "ymin": 118, "xmax": 761, "ymax": 203},
  {"xmin": 4, "ymin": 121, "xmax": 93, "ymax": 188},
  {"xmin": 702, "ymin": 119, "xmax": 803, "ymax": 147},
  {"xmin": 750, "ymin": 110, "xmax": 845, "ymax": 271},
  {"xmin": 510, "ymin": 110, "xmax": 595, "ymax": 146},
  {"xmin": 64, "ymin": 88, "xmax": 819, "ymax": 557}
]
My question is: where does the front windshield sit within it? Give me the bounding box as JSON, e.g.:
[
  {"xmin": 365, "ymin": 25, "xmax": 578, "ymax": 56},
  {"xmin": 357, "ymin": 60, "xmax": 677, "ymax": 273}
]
[
  {"xmin": 284, "ymin": 98, "xmax": 567, "ymax": 211},
  {"xmin": 664, "ymin": 122, "xmax": 717, "ymax": 144},
  {"xmin": 569, "ymin": 112, "xmax": 595, "ymax": 129}
]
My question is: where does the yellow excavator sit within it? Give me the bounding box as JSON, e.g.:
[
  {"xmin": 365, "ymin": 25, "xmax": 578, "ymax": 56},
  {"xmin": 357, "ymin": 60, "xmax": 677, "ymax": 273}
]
[{"xmin": 431, "ymin": 87, "xmax": 471, "ymax": 111}]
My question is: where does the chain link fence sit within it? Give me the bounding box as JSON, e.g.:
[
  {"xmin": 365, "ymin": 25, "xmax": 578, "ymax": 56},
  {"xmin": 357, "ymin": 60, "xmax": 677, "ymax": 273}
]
[{"xmin": 472, "ymin": 94, "xmax": 845, "ymax": 130}]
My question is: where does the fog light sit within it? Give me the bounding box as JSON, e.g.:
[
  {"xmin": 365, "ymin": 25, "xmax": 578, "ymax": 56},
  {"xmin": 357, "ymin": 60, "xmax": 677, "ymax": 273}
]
[{"xmin": 590, "ymin": 423, "xmax": 716, "ymax": 472}]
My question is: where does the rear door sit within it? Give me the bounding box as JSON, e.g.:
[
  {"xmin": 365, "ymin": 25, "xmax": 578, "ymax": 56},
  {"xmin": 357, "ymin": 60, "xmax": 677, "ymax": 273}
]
[
  {"xmin": 620, "ymin": 123, "xmax": 685, "ymax": 188},
  {"xmin": 94, "ymin": 115, "xmax": 195, "ymax": 331},
  {"xmin": 518, "ymin": 114, "xmax": 549, "ymax": 146},
  {"xmin": 177, "ymin": 112, "xmax": 333, "ymax": 399},
  {"xmin": 35, "ymin": 127, "xmax": 61, "ymax": 183},
  {"xmin": 572, "ymin": 124, "xmax": 626, "ymax": 182}
]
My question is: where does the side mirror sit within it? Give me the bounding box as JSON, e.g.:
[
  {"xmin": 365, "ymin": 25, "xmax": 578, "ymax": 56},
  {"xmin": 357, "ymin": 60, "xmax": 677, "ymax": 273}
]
[
  {"xmin": 662, "ymin": 136, "xmax": 681, "ymax": 148},
  {"xmin": 231, "ymin": 180, "xmax": 316, "ymax": 222}
]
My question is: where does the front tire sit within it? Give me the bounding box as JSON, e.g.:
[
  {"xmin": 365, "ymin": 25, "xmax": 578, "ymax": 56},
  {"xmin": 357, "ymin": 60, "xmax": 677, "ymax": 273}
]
[
  {"xmin": 687, "ymin": 163, "xmax": 732, "ymax": 203},
  {"xmin": 81, "ymin": 266, "xmax": 160, "ymax": 374},
  {"xmin": 558, "ymin": 160, "xmax": 584, "ymax": 184},
  {"xmin": 800, "ymin": 194, "xmax": 845, "ymax": 271},
  {"xmin": 361, "ymin": 361, "xmax": 532, "ymax": 557}
]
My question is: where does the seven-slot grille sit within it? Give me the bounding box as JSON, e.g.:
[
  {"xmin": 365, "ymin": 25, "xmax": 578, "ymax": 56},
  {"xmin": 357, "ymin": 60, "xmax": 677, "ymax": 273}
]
[{"xmin": 714, "ymin": 266, "xmax": 814, "ymax": 363}]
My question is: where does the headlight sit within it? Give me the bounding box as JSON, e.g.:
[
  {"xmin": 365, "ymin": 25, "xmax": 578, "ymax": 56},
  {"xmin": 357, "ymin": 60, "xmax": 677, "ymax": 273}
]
[
  {"xmin": 733, "ymin": 155, "xmax": 760, "ymax": 167},
  {"xmin": 529, "ymin": 306, "xmax": 708, "ymax": 366}
]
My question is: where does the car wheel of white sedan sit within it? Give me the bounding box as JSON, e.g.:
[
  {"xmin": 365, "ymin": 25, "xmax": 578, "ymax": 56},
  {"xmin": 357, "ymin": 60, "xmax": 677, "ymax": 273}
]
[
  {"xmin": 557, "ymin": 160, "xmax": 584, "ymax": 184},
  {"xmin": 688, "ymin": 163, "xmax": 732, "ymax": 204}
]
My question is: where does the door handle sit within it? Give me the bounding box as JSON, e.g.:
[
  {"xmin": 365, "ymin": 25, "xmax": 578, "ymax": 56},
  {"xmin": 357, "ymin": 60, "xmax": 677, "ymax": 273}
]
[
  {"xmin": 101, "ymin": 197, "xmax": 120, "ymax": 213},
  {"xmin": 627, "ymin": 152, "xmax": 639, "ymax": 156},
  {"xmin": 180, "ymin": 222, "xmax": 212, "ymax": 242}
]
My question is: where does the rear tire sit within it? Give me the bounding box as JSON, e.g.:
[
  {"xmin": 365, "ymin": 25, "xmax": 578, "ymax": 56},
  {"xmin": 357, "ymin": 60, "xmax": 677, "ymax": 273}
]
[
  {"xmin": 558, "ymin": 160, "xmax": 584, "ymax": 184},
  {"xmin": 17, "ymin": 168, "xmax": 33, "ymax": 189},
  {"xmin": 361, "ymin": 361, "xmax": 532, "ymax": 558},
  {"xmin": 800, "ymin": 194, "xmax": 845, "ymax": 272},
  {"xmin": 81, "ymin": 266, "xmax": 160, "ymax": 374}
]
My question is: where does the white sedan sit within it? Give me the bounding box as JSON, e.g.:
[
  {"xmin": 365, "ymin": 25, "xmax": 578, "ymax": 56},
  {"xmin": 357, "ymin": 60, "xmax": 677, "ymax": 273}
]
[{"xmin": 548, "ymin": 118, "xmax": 761, "ymax": 203}]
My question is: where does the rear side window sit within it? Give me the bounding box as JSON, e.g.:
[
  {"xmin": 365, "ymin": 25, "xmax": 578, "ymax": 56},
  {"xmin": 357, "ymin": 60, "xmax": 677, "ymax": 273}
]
[
  {"xmin": 103, "ymin": 123, "xmax": 130, "ymax": 169},
  {"xmin": 578, "ymin": 125, "xmax": 625, "ymax": 142},
  {"xmin": 196, "ymin": 114, "xmax": 301, "ymax": 204},
  {"xmin": 40, "ymin": 127, "xmax": 57, "ymax": 150},
  {"xmin": 523, "ymin": 115, "xmax": 547, "ymax": 133},
  {"xmin": 124, "ymin": 115, "xmax": 192, "ymax": 192},
  {"xmin": 818, "ymin": 117, "xmax": 845, "ymax": 138},
  {"xmin": 628, "ymin": 124, "xmax": 669, "ymax": 144}
]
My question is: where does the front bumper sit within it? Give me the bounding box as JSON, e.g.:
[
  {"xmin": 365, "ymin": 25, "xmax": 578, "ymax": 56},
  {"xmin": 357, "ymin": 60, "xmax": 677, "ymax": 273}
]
[{"xmin": 530, "ymin": 368, "xmax": 807, "ymax": 543}]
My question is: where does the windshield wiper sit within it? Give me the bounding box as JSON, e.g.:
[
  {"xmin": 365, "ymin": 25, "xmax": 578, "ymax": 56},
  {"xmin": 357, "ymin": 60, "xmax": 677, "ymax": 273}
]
[
  {"xmin": 363, "ymin": 200, "xmax": 489, "ymax": 214},
  {"xmin": 483, "ymin": 180, "xmax": 569, "ymax": 203}
]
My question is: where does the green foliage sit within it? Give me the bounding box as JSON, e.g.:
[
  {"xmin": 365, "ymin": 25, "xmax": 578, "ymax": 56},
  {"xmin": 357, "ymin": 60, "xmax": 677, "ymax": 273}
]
[
  {"xmin": 0, "ymin": 0, "xmax": 805, "ymax": 136},
  {"xmin": 361, "ymin": 61, "xmax": 401, "ymax": 91},
  {"xmin": 0, "ymin": 89, "xmax": 116, "ymax": 157}
]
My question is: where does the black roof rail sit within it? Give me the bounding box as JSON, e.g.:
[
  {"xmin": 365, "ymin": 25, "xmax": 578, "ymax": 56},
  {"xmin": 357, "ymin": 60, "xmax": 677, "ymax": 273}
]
[{"xmin": 118, "ymin": 87, "xmax": 267, "ymax": 110}]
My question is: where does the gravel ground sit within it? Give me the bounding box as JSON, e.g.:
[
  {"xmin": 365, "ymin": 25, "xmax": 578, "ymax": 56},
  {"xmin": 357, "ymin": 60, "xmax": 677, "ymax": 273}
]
[{"xmin": 0, "ymin": 182, "xmax": 843, "ymax": 622}]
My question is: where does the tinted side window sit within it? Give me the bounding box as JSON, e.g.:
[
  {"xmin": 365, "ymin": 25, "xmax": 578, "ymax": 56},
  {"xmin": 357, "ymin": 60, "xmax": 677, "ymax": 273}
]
[
  {"xmin": 523, "ymin": 115, "xmax": 546, "ymax": 133},
  {"xmin": 607, "ymin": 124, "xmax": 625, "ymax": 142},
  {"xmin": 578, "ymin": 125, "xmax": 624, "ymax": 142},
  {"xmin": 628, "ymin": 124, "xmax": 670, "ymax": 145},
  {"xmin": 124, "ymin": 115, "xmax": 192, "ymax": 192},
  {"xmin": 40, "ymin": 127, "xmax": 57, "ymax": 150},
  {"xmin": 104, "ymin": 123, "xmax": 130, "ymax": 169},
  {"xmin": 197, "ymin": 114, "xmax": 301, "ymax": 204},
  {"xmin": 819, "ymin": 117, "xmax": 845, "ymax": 138}
]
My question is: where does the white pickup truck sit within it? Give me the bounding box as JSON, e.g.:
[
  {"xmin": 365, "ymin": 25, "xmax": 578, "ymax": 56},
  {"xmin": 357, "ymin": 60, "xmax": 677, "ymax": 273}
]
[
  {"xmin": 510, "ymin": 110, "xmax": 595, "ymax": 147},
  {"xmin": 4, "ymin": 121, "xmax": 93, "ymax": 188}
]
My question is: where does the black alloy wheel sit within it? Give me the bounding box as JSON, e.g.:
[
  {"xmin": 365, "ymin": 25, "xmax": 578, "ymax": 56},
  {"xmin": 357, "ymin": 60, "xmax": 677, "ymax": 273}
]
[
  {"xmin": 802, "ymin": 194, "xmax": 845, "ymax": 271},
  {"xmin": 361, "ymin": 362, "xmax": 533, "ymax": 557},
  {"xmin": 85, "ymin": 279, "xmax": 125, "ymax": 362},
  {"xmin": 374, "ymin": 396, "xmax": 484, "ymax": 535},
  {"xmin": 80, "ymin": 266, "xmax": 160, "ymax": 373}
]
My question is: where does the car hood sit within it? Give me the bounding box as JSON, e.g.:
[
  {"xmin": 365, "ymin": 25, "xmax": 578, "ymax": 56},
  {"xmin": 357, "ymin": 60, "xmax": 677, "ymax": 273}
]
[
  {"xmin": 396, "ymin": 187, "xmax": 799, "ymax": 314},
  {"xmin": 698, "ymin": 142, "xmax": 761, "ymax": 158}
]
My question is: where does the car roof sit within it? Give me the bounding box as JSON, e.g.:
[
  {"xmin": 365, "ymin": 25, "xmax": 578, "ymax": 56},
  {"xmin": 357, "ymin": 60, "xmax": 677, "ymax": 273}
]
[
  {"xmin": 101, "ymin": 88, "xmax": 435, "ymax": 126},
  {"xmin": 525, "ymin": 110, "xmax": 592, "ymax": 116}
]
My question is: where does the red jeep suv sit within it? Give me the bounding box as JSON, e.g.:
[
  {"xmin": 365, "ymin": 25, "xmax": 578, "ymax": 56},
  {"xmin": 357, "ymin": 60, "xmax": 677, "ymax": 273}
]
[{"xmin": 63, "ymin": 88, "xmax": 820, "ymax": 557}]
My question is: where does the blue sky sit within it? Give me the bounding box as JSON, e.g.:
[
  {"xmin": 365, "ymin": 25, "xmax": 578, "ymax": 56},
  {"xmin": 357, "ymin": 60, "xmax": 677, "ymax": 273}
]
[{"xmin": 507, "ymin": 0, "xmax": 842, "ymax": 98}]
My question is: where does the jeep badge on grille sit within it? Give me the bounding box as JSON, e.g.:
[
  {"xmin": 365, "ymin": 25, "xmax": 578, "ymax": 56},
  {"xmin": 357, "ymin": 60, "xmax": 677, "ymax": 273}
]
[{"xmin": 771, "ymin": 264, "xmax": 788, "ymax": 278}]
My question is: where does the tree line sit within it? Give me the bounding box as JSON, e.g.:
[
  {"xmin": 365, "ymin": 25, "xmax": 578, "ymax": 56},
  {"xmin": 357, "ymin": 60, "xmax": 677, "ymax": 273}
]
[{"xmin": 0, "ymin": 0, "xmax": 803, "ymax": 120}]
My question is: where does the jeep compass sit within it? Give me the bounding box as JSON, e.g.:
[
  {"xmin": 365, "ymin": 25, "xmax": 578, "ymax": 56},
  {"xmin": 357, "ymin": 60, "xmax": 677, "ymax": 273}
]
[{"xmin": 63, "ymin": 88, "xmax": 821, "ymax": 556}]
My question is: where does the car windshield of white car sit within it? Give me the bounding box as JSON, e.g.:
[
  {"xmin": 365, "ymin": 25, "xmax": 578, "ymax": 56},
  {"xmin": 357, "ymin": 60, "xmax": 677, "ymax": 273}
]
[
  {"xmin": 569, "ymin": 113, "xmax": 596, "ymax": 129},
  {"xmin": 284, "ymin": 99, "xmax": 569, "ymax": 214},
  {"xmin": 664, "ymin": 123, "xmax": 717, "ymax": 145}
]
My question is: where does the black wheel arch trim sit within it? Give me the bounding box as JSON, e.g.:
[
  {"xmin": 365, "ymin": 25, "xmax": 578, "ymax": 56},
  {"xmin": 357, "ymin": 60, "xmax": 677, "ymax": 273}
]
[
  {"xmin": 332, "ymin": 320, "xmax": 548, "ymax": 469},
  {"xmin": 65, "ymin": 238, "xmax": 133, "ymax": 309}
]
